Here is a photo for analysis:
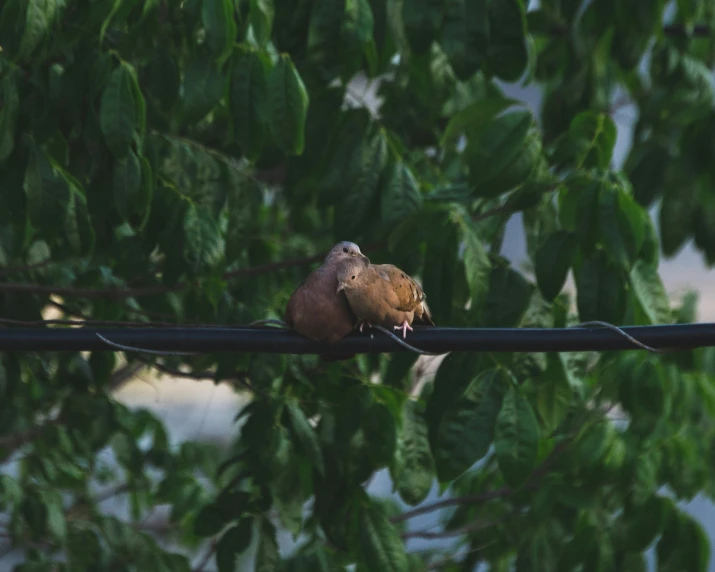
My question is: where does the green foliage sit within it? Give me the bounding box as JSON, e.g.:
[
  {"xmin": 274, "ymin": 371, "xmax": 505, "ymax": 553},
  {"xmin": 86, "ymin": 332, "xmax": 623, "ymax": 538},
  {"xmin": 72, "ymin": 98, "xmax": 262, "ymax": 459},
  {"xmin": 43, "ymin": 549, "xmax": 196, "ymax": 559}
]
[{"xmin": 1, "ymin": 0, "xmax": 715, "ymax": 569}]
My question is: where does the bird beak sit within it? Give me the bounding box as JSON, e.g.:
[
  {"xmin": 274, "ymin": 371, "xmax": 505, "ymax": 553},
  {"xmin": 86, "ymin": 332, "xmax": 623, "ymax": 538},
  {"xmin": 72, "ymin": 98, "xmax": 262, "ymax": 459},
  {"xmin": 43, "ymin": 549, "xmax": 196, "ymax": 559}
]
[{"xmin": 336, "ymin": 282, "xmax": 346, "ymax": 294}]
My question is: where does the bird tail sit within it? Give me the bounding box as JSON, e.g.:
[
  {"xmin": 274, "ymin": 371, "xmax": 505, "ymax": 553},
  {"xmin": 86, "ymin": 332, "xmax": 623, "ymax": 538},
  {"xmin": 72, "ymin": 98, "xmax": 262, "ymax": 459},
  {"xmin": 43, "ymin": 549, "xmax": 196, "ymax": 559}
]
[{"xmin": 414, "ymin": 302, "xmax": 435, "ymax": 326}]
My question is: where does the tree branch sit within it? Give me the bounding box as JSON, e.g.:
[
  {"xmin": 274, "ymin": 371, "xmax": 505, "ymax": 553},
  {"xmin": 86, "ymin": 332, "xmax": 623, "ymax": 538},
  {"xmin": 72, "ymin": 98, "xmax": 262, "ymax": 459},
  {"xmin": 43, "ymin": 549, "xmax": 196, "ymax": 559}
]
[
  {"xmin": 0, "ymin": 242, "xmax": 385, "ymax": 300},
  {"xmin": 193, "ymin": 540, "xmax": 218, "ymax": 572},
  {"xmin": 392, "ymin": 439, "xmax": 572, "ymax": 524},
  {"xmin": 391, "ymin": 486, "xmax": 511, "ymax": 524},
  {"xmin": 0, "ymin": 418, "xmax": 64, "ymax": 453},
  {"xmin": 663, "ymin": 23, "xmax": 711, "ymax": 37},
  {"xmin": 401, "ymin": 514, "xmax": 509, "ymax": 540},
  {"xmin": 145, "ymin": 359, "xmax": 253, "ymax": 392},
  {"xmin": 0, "ymin": 259, "xmax": 57, "ymax": 277},
  {"xmin": 108, "ymin": 362, "xmax": 145, "ymax": 392}
]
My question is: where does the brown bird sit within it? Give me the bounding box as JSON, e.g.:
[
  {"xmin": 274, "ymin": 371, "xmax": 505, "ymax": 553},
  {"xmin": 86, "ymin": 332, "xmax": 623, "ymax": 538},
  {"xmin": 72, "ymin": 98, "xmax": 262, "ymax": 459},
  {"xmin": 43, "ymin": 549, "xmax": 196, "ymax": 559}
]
[
  {"xmin": 336, "ymin": 260, "xmax": 434, "ymax": 338},
  {"xmin": 285, "ymin": 242, "xmax": 369, "ymax": 353}
]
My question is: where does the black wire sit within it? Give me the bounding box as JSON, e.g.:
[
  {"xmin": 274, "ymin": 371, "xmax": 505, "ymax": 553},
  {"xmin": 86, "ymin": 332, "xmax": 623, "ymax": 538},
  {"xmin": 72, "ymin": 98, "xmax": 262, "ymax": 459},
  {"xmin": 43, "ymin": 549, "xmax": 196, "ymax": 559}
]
[{"xmin": 0, "ymin": 323, "xmax": 710, "ymax": 354}]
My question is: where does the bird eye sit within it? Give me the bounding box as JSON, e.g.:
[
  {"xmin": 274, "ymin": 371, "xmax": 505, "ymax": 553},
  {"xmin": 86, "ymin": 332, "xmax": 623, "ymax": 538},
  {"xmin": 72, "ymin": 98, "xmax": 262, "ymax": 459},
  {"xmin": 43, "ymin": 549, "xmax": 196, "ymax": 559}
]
[
  {"xmin": 343, "ymin": 247, "xmax": 348, "ymax": 253},
  {"xmin": 351, "ymin": 275, "xmax": 356, "ymax": 280}
]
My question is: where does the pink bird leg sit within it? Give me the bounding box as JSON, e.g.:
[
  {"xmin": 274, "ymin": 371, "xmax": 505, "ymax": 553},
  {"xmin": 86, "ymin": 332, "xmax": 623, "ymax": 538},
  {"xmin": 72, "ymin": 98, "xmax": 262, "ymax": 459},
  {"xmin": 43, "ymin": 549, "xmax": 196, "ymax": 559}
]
[{"xmin": 394, "ymin": 320, "xmax": 413, "ymax": 339}]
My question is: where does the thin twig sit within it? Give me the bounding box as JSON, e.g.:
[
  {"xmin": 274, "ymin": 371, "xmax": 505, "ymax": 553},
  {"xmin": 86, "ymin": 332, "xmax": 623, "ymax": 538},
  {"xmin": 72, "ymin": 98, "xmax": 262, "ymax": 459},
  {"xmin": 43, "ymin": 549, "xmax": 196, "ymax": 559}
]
[
  {"xmin": 402, "ymin": 514, "xmax": 509, "ymax": 540},
  {"xmin": 0, "ymin": 418, "xmax": 64, "ymax": 450},
  {"xmin": 145, "ymin": 359, "xmax": 253, "ymax": 392},
  {"xmin": 391, "ymin": 486, "xmax": 511, "ymax": 524},
  {"xmin": 94, "ymin": 482, "xmax": 132, "ymax": 503},
  {"xmin": 108, "ymin": 361, "xmax": 146, "ymax": 392},
  {"xmin": 392, "ymin": 439, "xmax": 572, "ymax": 524},
  {"xmin": 0, "ymin": 259, "xmax": 57, "ymax": 276},
  {"xmin": 0, "ymin": 242, "xmax": 385, "ymax": 300},
  {"xmin": 193, "ymin": 540, "xmax": 218, "ymax": 572}
]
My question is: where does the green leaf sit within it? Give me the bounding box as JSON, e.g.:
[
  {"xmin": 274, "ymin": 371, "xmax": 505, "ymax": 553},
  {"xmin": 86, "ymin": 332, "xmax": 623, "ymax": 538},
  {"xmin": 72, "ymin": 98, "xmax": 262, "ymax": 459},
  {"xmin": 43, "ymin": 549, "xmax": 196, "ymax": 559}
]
[
  {"xmin": 456, "ymin": 214, "xmax": 492, "ymax": 311},
  {"xmin": 342, "ymin": 0, "xmax": 374, "ymax": 59},
  {"xmin": 433, "ymin": 368, "xmax": 505, "ymax": 482},
  {"xmin": 629, "ymin": 260, "xmax": 671, "ymax": 325},
  {"xmin": 0, "ymin": 74, "xmax": 19, "ymax": 161},
  {"xmin": 442, "ymin": 95, "xmax": 518, "ymax": 144},
  {"xmin": 24, "ymin": 143, "xmax": 71, "ymax": 239},
  {"xmin": 487, "ymin": 0, "xmax": 528, "ymax": 82},
  {"xmin": 362, "ymin": 401, "xmax": 397, "ymax": 468},
  {"xmin": 202, "ymin": 0, "xmax": 237, "ymax": 61},
  {"xmin": 307, "ymin": 0, "xmax": 346, "ymax": 70},
  {"xmin": 250, "ymin": 0, "xmax": 275, "ymax": 46},
  {"xmin": 135, "ymin": 156, "xmax": 154, "ymax": 230},
  {"xmin": 575, "ymin": 251, "xmax": 627, "ymax": 324},
  {"xmin": 657, "ymin": 509, "xmax": 710, "ymax": 572},
  {"xmin": 183, "ymin": 51, "xmax": 226, "ymax": 123},
  {"xmin": 660, "ymin": 182, "xmax": 697, "ymax": 257},
  {"xmin": 21, "ymin": 491, "xmax": 47, "ymax": 538},
  {"xmin": 393, "ymin": 400, "xmax": 435, "ymax": 506},
  {"xmin": 359, "ymin": 501, "xmax": 408, "ymax": 572},
  {"xmin": 193, "ymin": 503, "xmax": 225, "ymax": 537},
  {"xmin": 230, "ymin": 48, "xmax": 269, "ymax": 161},
  {"xmin": 334, "ymin": 128, "xmax": 388, "ymax": 236},
  {"xmin": 571, "ymin": 175, "xmax": 602, "ymax": 254},
  {"xmin": 441, "ymin": 0, "xmax": 490, "ymax": 79},
  {"xmin": 380, "ymin": 160, "xmax": 422, "ymax": 226},
  {"xmin": 286, "ymin": 401, "xmax": 325, "ymax": 476},
  {"xmin": 564, "ymin": 111, "xmax": 617, "ymax": 170},
  {"xmin": 536, "ymin": 353, "xmax": 573, "ymax": 434},
  {"xmin": 100, "ymin": 64, "xmax": 136, "ymax": 158},
  {"xmin": 422, "ymin": 228, "xmax": 459, "ymax": 324},
  {"xmin": 255, "ymin": 518, "xmax": 279, "ymax": 572},
  {"xmin": 67, "ymin": 523, "xmax": 104, "ymax": 569},
  {"xmin": 402, "ymin": 0, "xmax": 442, "ymax": 54},
  {"xmin": 267, "ymin": 54, "xmax": 309, "ymax": 155},
  {"xmin": 18, "ymin": 0, "xmax": 56, "ymax": 60},
  {"xmin": 599, "ymin": 183, "xmax": 645, "ymax": 269},
  {"xmin": 0, "ymin": 475, "xmax": 21, "ymax": 507},
  {"xmin": 111, "ymin": 432, "xmax": 142, "ymax": 473},
  {"xmin": 183, "ymin": 203, "xmax": 224, "ymax": 274},
  {"xmin": 482, "ymin": 265, "xmax": 534, "ymax": 327},
  {"xmin": 43, "ymin": 491, "xmax": 65, "ymax": 541},
  {"xmin": 625, "ymin": 140, "xmax": 670, "ymax": 207},
  {"xmin": 216, "ymin": 518, "xmax": 253, "ymax": 572},
  {"xmin": 465, "ymin": 110, "xmax": 542, "ymax": 197},
  {"xmin": 113, "ymin": 149, "xmax": 142, "ymax": 221},
  {"xmin": 625, "ymin": 495, "xmax": 667, "ymax": 552},
  {"xmin": 124, "ymin": 63, "xmax": 146, "ymax": 142},
  {"xmin": 494, "ymin": 385, "xmax": 540, "ymax": 487},
  {"xmin": 426, "ymin": 352, "xmax": 483, "ymax": 430},
  {"xmin": 535, "ymin": 230, "xmax": 577, "ymax": 301}
]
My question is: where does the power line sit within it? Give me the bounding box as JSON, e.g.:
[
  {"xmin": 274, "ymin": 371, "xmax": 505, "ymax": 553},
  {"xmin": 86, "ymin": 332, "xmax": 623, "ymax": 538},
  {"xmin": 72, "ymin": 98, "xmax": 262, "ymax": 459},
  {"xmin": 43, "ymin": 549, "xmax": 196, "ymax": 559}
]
[{"xmin": 0, "ymin": 323, "xmax": 712, "ymax": 354}]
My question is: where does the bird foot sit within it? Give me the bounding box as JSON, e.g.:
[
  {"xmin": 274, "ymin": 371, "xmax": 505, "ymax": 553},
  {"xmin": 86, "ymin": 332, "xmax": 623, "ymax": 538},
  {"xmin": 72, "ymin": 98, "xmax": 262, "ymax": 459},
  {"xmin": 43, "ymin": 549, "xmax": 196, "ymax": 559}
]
[
  {"xmin": 394, "ymin": 320, "xmax": 413, "ymax": 339},
  {"xmin": 358, "ymin": 321, "xmax": 373, "ymax": 333}
]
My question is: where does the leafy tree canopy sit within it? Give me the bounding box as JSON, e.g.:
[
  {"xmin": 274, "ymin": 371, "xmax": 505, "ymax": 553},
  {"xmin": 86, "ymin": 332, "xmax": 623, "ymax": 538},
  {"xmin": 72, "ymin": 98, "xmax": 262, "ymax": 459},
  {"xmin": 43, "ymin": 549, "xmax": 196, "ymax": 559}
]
[{"xmin": 1, "ymin": 0, "xmax": 715, "ymax": 570}]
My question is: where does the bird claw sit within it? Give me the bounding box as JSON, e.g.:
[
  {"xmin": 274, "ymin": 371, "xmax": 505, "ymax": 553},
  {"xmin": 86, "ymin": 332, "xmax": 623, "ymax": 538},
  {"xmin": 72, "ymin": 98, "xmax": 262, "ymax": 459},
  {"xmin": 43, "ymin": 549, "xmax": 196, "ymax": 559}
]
[
  {"xmin": 359, "ymin": 321, "xmax": 373, "ymax": 333},
  {"xmin": 393, "ymin": 320, "xmax": 413, "ymax": 339}
]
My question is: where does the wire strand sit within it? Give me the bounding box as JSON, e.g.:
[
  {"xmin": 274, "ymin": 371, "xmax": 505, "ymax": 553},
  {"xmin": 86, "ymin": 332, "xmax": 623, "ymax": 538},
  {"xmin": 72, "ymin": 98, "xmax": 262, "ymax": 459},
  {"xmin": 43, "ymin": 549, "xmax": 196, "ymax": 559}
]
[
  {"xmin": 571, "ymin": 321, "xmax": 665, "ymax": 353},
  {"xmin": 370, "ymin": 325, "xmax": 446, "ymax": 356},
  {"xmin": 0, "ymin": 323, "xmax": 709, "ymax": 354},
  {"xmin": 95, "ymin": 333, "xmax": 199, "ymax": 356}
]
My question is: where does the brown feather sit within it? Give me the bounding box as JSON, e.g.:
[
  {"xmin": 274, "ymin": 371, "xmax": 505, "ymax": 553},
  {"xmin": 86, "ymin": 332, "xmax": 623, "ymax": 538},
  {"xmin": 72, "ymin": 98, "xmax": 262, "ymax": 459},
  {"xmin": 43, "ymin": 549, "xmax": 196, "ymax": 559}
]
[{"xmin": 336, "ymin": 261, "xmax": 436, "ymax": 332}]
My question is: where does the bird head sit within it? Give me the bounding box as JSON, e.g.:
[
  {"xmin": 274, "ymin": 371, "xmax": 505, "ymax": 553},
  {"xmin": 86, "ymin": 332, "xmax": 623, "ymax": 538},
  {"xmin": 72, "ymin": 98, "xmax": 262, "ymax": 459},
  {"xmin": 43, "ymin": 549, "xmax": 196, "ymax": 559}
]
[
  {"xmin": 325, "ymin": 241, "xmax": 370, "ymax": 265},
  {"xmin": 336, "ymin": 261, "xmax": 363, "ymax": 294}
]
